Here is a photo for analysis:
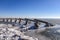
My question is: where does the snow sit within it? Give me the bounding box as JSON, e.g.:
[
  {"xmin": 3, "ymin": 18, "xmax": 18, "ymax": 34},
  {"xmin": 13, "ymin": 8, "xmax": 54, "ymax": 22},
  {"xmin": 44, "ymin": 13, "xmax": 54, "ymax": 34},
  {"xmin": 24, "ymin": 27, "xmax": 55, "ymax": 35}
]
[
  {"xmin": 0, "ymin": 19, "xmax": 60, "ymax": 40},
  {"xmin": 0, "ymin": 24, "xmax": 38, "ymax": 40}
]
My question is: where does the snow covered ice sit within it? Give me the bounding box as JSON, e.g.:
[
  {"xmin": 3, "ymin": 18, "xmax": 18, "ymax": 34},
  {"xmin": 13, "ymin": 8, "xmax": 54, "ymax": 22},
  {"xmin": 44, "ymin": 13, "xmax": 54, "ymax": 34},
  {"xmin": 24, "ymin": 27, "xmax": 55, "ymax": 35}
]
[
  {"xmin": 0, "ymin": 19, "xmax": 60, "ymax": 40},
  {"xmin": 0, "ymin": 24, "xmax": 38, "ymax": 40}
]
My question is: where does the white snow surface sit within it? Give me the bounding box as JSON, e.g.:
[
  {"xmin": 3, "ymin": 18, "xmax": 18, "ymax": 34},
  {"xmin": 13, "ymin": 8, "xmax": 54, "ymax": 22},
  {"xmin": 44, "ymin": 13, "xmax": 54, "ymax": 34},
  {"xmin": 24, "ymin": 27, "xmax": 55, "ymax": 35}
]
[{"xmin": 0, "ymin": 24, "xmax": 38, "ymax": 40}]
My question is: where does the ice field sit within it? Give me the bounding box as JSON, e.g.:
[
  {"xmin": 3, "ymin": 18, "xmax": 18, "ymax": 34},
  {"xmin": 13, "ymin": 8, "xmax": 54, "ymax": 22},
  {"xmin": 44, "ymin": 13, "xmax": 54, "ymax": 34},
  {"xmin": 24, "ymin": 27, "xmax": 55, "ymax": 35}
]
[{"xmin": 0, "ymin": 18, "xmax": 60, "ymax": 40}]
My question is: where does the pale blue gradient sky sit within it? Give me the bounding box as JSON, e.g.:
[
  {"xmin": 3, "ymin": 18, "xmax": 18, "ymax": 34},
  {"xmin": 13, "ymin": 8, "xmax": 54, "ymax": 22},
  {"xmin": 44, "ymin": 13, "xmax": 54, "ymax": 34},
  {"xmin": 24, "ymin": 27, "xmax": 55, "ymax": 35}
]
[{"xmin": 0, "ymin": 0, "xmax": 60, "ymax": 18}]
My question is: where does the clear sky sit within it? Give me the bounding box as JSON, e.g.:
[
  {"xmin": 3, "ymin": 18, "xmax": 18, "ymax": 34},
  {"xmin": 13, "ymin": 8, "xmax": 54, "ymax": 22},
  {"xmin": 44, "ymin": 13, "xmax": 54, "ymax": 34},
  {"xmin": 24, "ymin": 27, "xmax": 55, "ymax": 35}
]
[{"xmin": 0, "ymin": 0, "xmax": 60, "ymax": 18}]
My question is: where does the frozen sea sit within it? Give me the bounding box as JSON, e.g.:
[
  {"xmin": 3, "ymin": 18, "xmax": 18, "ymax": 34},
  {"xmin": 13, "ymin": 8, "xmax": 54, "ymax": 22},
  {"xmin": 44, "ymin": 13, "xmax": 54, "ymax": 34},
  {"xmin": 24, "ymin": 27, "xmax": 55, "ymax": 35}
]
[{"xmin": 0, "ymin": 19, "xmax": 60, "ymax": 40}]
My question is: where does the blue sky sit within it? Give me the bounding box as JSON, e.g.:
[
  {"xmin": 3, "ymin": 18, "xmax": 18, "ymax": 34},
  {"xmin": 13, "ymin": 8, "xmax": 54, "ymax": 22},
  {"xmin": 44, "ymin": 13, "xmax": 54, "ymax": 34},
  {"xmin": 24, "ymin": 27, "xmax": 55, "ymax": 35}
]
[{"xmin": 0, "ymin": 0, "xmax": 60, "ymax": 18}]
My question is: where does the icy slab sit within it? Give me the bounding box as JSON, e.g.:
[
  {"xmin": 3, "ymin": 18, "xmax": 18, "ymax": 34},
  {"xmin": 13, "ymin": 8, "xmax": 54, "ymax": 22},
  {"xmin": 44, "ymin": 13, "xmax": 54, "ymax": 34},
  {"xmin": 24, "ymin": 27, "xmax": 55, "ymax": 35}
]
[
  {"xmin": 20, "ymin": 20, "xmax": 26, "ymax": 25},
  {"xmin": 38, "ymin": 23, "xmax": 46, "ymax": 28},
  {"xmin": 46, "ymin": 24, "xmax": 60, "ymax": 33},
  {"xmin": 24, "ymin": 30, "xmax": 51, "ymax": 40}
]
